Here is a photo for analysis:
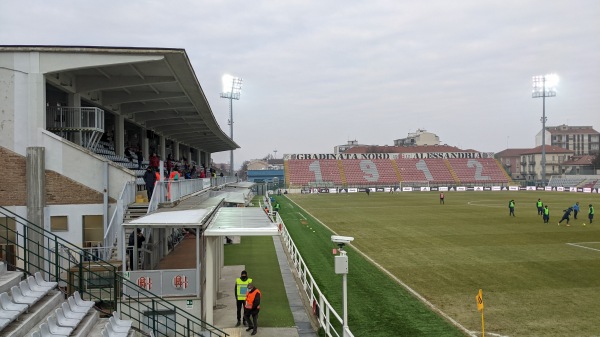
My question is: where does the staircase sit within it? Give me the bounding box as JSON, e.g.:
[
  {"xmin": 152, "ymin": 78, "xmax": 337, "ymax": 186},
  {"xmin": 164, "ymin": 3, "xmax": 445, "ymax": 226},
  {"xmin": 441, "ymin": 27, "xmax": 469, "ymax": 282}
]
[{"xmin": 0, "ymin": 206, "xmax": 228, "ymax": 337}]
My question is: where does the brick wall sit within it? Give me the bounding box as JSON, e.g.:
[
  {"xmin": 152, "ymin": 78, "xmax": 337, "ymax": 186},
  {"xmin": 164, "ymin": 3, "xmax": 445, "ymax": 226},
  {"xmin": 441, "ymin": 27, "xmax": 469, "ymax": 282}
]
[
  {"xmin": 0, "ymin": 146, "xmax": 27, "ymax": 206},
  {"xmin": 0, "ymin": 146, "xmax": 114, "ymax": 206}
]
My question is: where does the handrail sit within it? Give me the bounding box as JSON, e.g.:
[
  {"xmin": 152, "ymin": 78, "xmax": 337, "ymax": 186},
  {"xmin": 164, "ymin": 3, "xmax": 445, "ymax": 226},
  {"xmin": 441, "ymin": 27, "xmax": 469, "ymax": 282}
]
[
  {"xmin": 275, "ymin": 210, "xmax": 354, "ymax": 337},
  {"xmin": 102, "ymin": 181, "xmax": 136, "ymax": 261},
  {"xmin": 0, "ymin": 206, "xmax": 228, "ymax": 337},
  {"xmin": 46, "ymin": 106, "xmax": 104, "ymax": 131}
]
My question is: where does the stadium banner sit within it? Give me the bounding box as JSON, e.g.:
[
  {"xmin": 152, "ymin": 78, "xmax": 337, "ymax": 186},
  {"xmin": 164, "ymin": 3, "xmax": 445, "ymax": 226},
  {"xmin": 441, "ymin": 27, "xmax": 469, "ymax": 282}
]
[
  {"xmin": 583, "ymin": 188, "xmax": 591, "ymax": 193},
  {"xmin": 492, "ymin": 186, "xmax": 501, "ymax": 191},
  {"xmin": 284, "ymin": 153, "xmax": 399, "ymax": 160},
  {"xmin": 570, "ymin": 187, "xmax": 577, "ymax": 192},
  {"xmin": 376, "ymin": 187, "xmax": 385, "ymax": 192},
  {"xmin": 420, "ymin": 187, "xmax": 431, "ymax": 191},
  {"xmin": 318, "ymin": 188, "xmax": 330, "ymax": 193},
  {"xmin": 383, "ymin": 187, "xmax": 393, "ymax": 192},
  {"xmin": 545, "ymin": 186, "xmax": 553, "ymax": 191},
  {"xmin": 483, "ymin": 187, "xmax": 491, "ymax": 191},
  {"xmin": 329, "ymin": 188, "xmax": 338, "ymax": 193},
  {"xmin": 348, "ymin": 188, "xmax": 358, "ymax": 193},
  {"xmin": 526, "ymin": 186, "xmax": 536, "ymax": 191},
  {"xmin": 537, "ymin": 187, "xmax": 545, "ymax": 191},
  {"xmin": 509, "ymin": 186, "xmax": 519, "ymax": 191},
  {"xmin": 557, "ymin": 187, "xmax": 564, "ymax": 192},
  {"xmin": 401, "ymin": 152, "xmax": 495, "ymax": 159},
  {"xmin": 457, "ymin": 186, "xmax": 467, "ymax": 191},
  {"xmin": 439, "ymin": 186, "xmax": 449, "ymax": 191},
  {"xmin": 283, "ymin": 152, "xmax": 495, "ymax": 160},
  {"xmin": 474, "ymin": 186, "xmax": 484, "ymax": 191},
  {"xmin": 430, "ymin": 187, "xmax": 439, "ymax": 191},
  {"xmin": 402, "ymin": 187, "xmax": 413, "ymax": 192}
]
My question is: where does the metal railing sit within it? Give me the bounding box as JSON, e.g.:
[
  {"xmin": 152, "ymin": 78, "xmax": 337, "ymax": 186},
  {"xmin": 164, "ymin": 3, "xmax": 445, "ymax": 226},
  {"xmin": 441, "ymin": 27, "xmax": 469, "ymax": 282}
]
[
  {"xmin": 104, "ymin": 181, "xmax": 137, "ymax": 260},
  {"xmin": 0, "ymin": 206, "xmax": 228, "ymax": 337},
  {"xmin": 46, "ymin": 106, "xmax": 105, "ymax": 150},
  {"xmin": 46, "ymin": 106, "xmax": 105, "ymax": 131},
  {"xmin": 274, "ymin": 208, "xmax": 354, "ymax": 337}
]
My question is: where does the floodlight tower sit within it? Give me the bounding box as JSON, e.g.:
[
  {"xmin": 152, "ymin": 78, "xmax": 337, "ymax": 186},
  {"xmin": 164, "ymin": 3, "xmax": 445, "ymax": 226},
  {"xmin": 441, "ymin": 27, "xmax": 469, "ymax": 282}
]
[
  {"xmin": 532, "ymin": 74, "xmax": 559, "ymax": 186},
  {"xmin": 220, "ymin": 75, "xmax": 243, "ymax": 177}
]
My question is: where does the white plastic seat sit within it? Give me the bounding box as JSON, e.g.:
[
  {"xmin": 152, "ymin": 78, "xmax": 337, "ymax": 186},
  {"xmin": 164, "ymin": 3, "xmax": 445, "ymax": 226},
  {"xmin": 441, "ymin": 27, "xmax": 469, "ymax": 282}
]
[
  {"xmin": 101, "ymin": 328, "xmax": 110, "ymax": 337},
  {"xmin": 111, "ymin": 312, "xmax": 132, "ymax": 328},
  {"xmin": 0, "ymin": 261, "xmax": 5, "ymax": 273},
  {"xmin": 31, "ymin": 331, "xmax": 41, "ymax": 337},
  {"xmin": 55, "ymin": 308, "xmax": 80, "ymax": 327},
  {"xmin": 0, "ymin": 318, "xmax": 11, "ymax": 331},
  {"xmin": 11, "ymin": 285, "xmax": 37, "ymax": 305},
  {"xmin": 0, "ymin": 292, "xmax": 28, "ymax": 314},
  {"xmin": 19, "ymin": 280, "xmax": 45, "ymax": 299},
  {"xmin": 0, "ymin": 308, "xmax": 18, "ymax": 320},
  {"xmin": 28, "ymin": 276, "xmax": 52, "ymax": 292},
  {"xmin": 73, "ymin": 291, "xmax": 94, "ymax": 308},
  {"xmin": 35, "ymin": 272, "xmax": 58, "ymax": 289},
  {"xmin": 108, "ymin": 317, "xmax": 130, "ymax": 333},
  {"xmin": 104, "ymin": 322, "xmax": 128, "ymax": 337},
  {"xmin": 60, "ymin": 302, "xmax": 86, "ymax": 320},
  {"xmin": 67, "ymin": 296, "xmax": 89, "ymax": 313},
  {"xmin": 39, "ymin": 322, "xmax": 69, "ymax": 337},
  {"xmin": 47, "ymin": 315, "xmax": 73, "ymax": 335}
]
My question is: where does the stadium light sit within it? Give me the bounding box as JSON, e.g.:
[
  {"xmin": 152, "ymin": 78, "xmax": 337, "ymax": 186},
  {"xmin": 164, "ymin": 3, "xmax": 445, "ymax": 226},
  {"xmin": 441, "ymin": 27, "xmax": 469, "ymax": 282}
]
[
  {"xmin": 532, "ymin": 73, "xmax": 558, "ymax": 186},
  {"xmin": 220, "ymin": 74, "xmax": 243, "ymax": 176}
]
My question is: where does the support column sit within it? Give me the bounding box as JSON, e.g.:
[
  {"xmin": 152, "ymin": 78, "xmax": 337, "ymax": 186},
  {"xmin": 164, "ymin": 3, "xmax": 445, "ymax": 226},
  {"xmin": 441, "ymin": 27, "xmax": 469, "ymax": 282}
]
[
  {"xmin": 26, "ymin": 147, "xmax": 45, "ymax": 275},
  {"xmin": 187, "ymin": 148, "xmax": 192, "ymax": 164},
  {"xmin": 159, "ymin": 136, "xmax": 166, "ymax": 160},
  {"xmin": 115, "ymin": 115, "xmax": 125, "ymax": 157},
  {"xmin": 141, "ymin": 130, "xmax": 150, "ymax": 162},
  {"xmin": 68, "ymin": 93, "xmax": 82, "ymax": 146},
  {"xmin": 174, "ymin": 141, "xmax": 180, "ymax": 161},
  {"xmin": 204, "ymin": 236, "xmax": 216, "ymax": 325}
]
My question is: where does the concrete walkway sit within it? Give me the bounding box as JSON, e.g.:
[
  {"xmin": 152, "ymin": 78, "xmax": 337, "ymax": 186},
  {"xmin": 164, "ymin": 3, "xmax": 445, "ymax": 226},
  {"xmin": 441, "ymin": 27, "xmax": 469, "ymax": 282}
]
[{"xmin": 213, "ymin": 236, "xmax": 318, "ymax": 337}]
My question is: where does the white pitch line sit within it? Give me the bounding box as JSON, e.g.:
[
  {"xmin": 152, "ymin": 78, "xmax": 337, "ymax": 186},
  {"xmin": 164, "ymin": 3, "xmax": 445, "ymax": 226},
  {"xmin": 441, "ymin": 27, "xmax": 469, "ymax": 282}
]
[
  {"xmin": 297, "ymin": 212, "xmax": 307, "ymax": 220},
  {"xmin": 566, "ymin": 242, "xmax": 600, "ymax": 252},
  {"xmin": 467, "ymin": 200, "xmax": 504, "ymax": 208}
]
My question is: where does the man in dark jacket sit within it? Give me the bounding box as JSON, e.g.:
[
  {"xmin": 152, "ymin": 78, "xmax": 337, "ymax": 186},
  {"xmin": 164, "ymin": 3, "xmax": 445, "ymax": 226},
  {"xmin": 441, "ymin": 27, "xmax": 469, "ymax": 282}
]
[
  {"xmin": 244, "ymin": 283, "xmax": 262, "ymax": 335},
  {"xmin": 558, "ymin": 207, "xmax": 573, "ymax": 226},
  {"xmin": 143, "ymin": 167, "xmax": 157, "ymax": 201}
]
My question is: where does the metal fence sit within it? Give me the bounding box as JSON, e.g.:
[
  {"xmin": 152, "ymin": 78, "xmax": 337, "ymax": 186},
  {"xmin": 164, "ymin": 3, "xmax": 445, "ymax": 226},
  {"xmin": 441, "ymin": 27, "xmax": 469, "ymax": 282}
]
[
  {"xmin": 0, "ymin": 206, "xmax": 228, "ymax": 337},
  {"xmin": 275, "ymin": 210, "xmax": 354, "ymax": 337}
]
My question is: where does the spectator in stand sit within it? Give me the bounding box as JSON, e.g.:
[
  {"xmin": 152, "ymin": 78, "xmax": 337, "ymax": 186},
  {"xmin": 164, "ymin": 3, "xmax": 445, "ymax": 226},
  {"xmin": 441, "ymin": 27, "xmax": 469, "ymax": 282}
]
[
  {"xmin": 166, "ymin": 154, "xmax": 174, "ymax": 175},
  {"xmin": 128, "ymin": 228, "xmax": 145, "ymax": 270},
  {"xmin": 136, "ymin": 148, "xmax": 144, "ymax": 169},
  {"xmin": 199, "ymin": 169, "xmax": 206, "ymax": 178},
  {"xmin": 190, "ymin": 165, "xmax": 197, "ymax": 178},
  {"xmin": 124, "ymin": 147, "xmax": 134, "ymax": 163},
  {"xmin": 149, "ymin": 153, "xmax": 160, "ymax": 169},
  {"xmin": 143, "ymin": 167, "xmax": 156, "ymax": 200},
  {"xmin": 220, "ymin": 172, "xmax": 224, "ymax": 177}
]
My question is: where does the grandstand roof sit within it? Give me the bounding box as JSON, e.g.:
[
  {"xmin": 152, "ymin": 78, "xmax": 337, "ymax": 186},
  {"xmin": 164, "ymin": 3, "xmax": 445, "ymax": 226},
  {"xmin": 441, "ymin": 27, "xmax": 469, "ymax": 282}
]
[
  {"xmin": 0, "ymin": 45, "xmax": 238, "ymax": 153},
  {"xmin": 519, "ymin": 145, "xmax": 574, "ymax": 155},
  {"xmin": 562, "ymin": 155, "xmax": 595, "ymax": 166},
  {"xmin": 495, "ymin": 148, "xmax": 531, "ymax": 157},
  {"xmin": 344, "ymin": 144, "xmax": 470, "ymax": 153}
]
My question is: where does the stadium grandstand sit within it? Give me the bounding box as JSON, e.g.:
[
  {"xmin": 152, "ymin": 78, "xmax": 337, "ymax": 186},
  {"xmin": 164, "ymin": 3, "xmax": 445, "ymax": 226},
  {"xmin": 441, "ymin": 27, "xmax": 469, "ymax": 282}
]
[
  {"xmin": 0, "ymin": 46, "xmax": 311, "ymax": 337},
  {"xmin": 285, "ymin": 145, "xmax": 512, "ymax": 189}
]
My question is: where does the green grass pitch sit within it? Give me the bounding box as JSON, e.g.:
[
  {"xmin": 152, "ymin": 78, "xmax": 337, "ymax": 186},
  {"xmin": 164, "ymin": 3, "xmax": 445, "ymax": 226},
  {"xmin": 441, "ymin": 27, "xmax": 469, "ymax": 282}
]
[{"xmin": 278, "ymin": 191, "xmax": 600, "ymax": 337}]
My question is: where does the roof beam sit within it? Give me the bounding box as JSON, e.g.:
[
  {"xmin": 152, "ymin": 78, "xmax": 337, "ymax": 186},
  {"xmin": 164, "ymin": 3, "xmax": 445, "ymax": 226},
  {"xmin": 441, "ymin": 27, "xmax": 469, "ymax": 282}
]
[
  {"xmin": 102, "ymin": 91, "xmax": 187, "ymax": 105},
  {"xmin": 76, "ymin": 75, "xmax": 176, "ymax": 92},
  {"xmin": 134, "ymin": 111, "xmax": 198, "ymax": 123},
  {"xmin": 121, "ymin": 102, "xmax": 195, "ymax": 114}
]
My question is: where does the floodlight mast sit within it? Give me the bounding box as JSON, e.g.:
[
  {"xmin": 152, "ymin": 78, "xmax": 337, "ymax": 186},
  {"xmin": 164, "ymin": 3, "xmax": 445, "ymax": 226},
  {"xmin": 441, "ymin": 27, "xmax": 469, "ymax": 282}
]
[
  {"xmin": 220, "ymin": 75, "xmax": 243, "ymax": 176},
  {"xmin": 532, "ymin": 74, "xmax": 558, "ymax": 186}
]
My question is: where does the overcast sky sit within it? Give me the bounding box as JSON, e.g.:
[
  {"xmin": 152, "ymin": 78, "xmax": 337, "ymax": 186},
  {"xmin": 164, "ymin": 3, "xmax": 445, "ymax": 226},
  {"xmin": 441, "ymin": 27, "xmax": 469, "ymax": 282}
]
[{"xmin": 1, "ymin": 0, "xmax": 599, "ymax": 168}]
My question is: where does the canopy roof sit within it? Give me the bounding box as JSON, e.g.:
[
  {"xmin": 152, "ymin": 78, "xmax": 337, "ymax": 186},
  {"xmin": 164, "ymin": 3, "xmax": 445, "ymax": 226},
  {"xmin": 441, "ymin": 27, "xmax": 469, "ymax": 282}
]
[
  {"xmin": 204, "ymin": 208, "xmax": 279, "ymax": 237},
  {"xmin": 0, "ymin": 45, "xmax": 239, "ymax": 153},
  {"xmin": 125, "ymin": 209, "xmax": 212, "ymax": 228}
]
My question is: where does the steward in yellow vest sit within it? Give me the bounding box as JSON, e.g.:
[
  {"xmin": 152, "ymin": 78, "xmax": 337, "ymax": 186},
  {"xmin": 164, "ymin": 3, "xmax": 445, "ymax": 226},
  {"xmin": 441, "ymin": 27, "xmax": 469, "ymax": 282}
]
[{"xmin": 235, "ymin": 270, "xmax": 252, "ymax": 326}]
